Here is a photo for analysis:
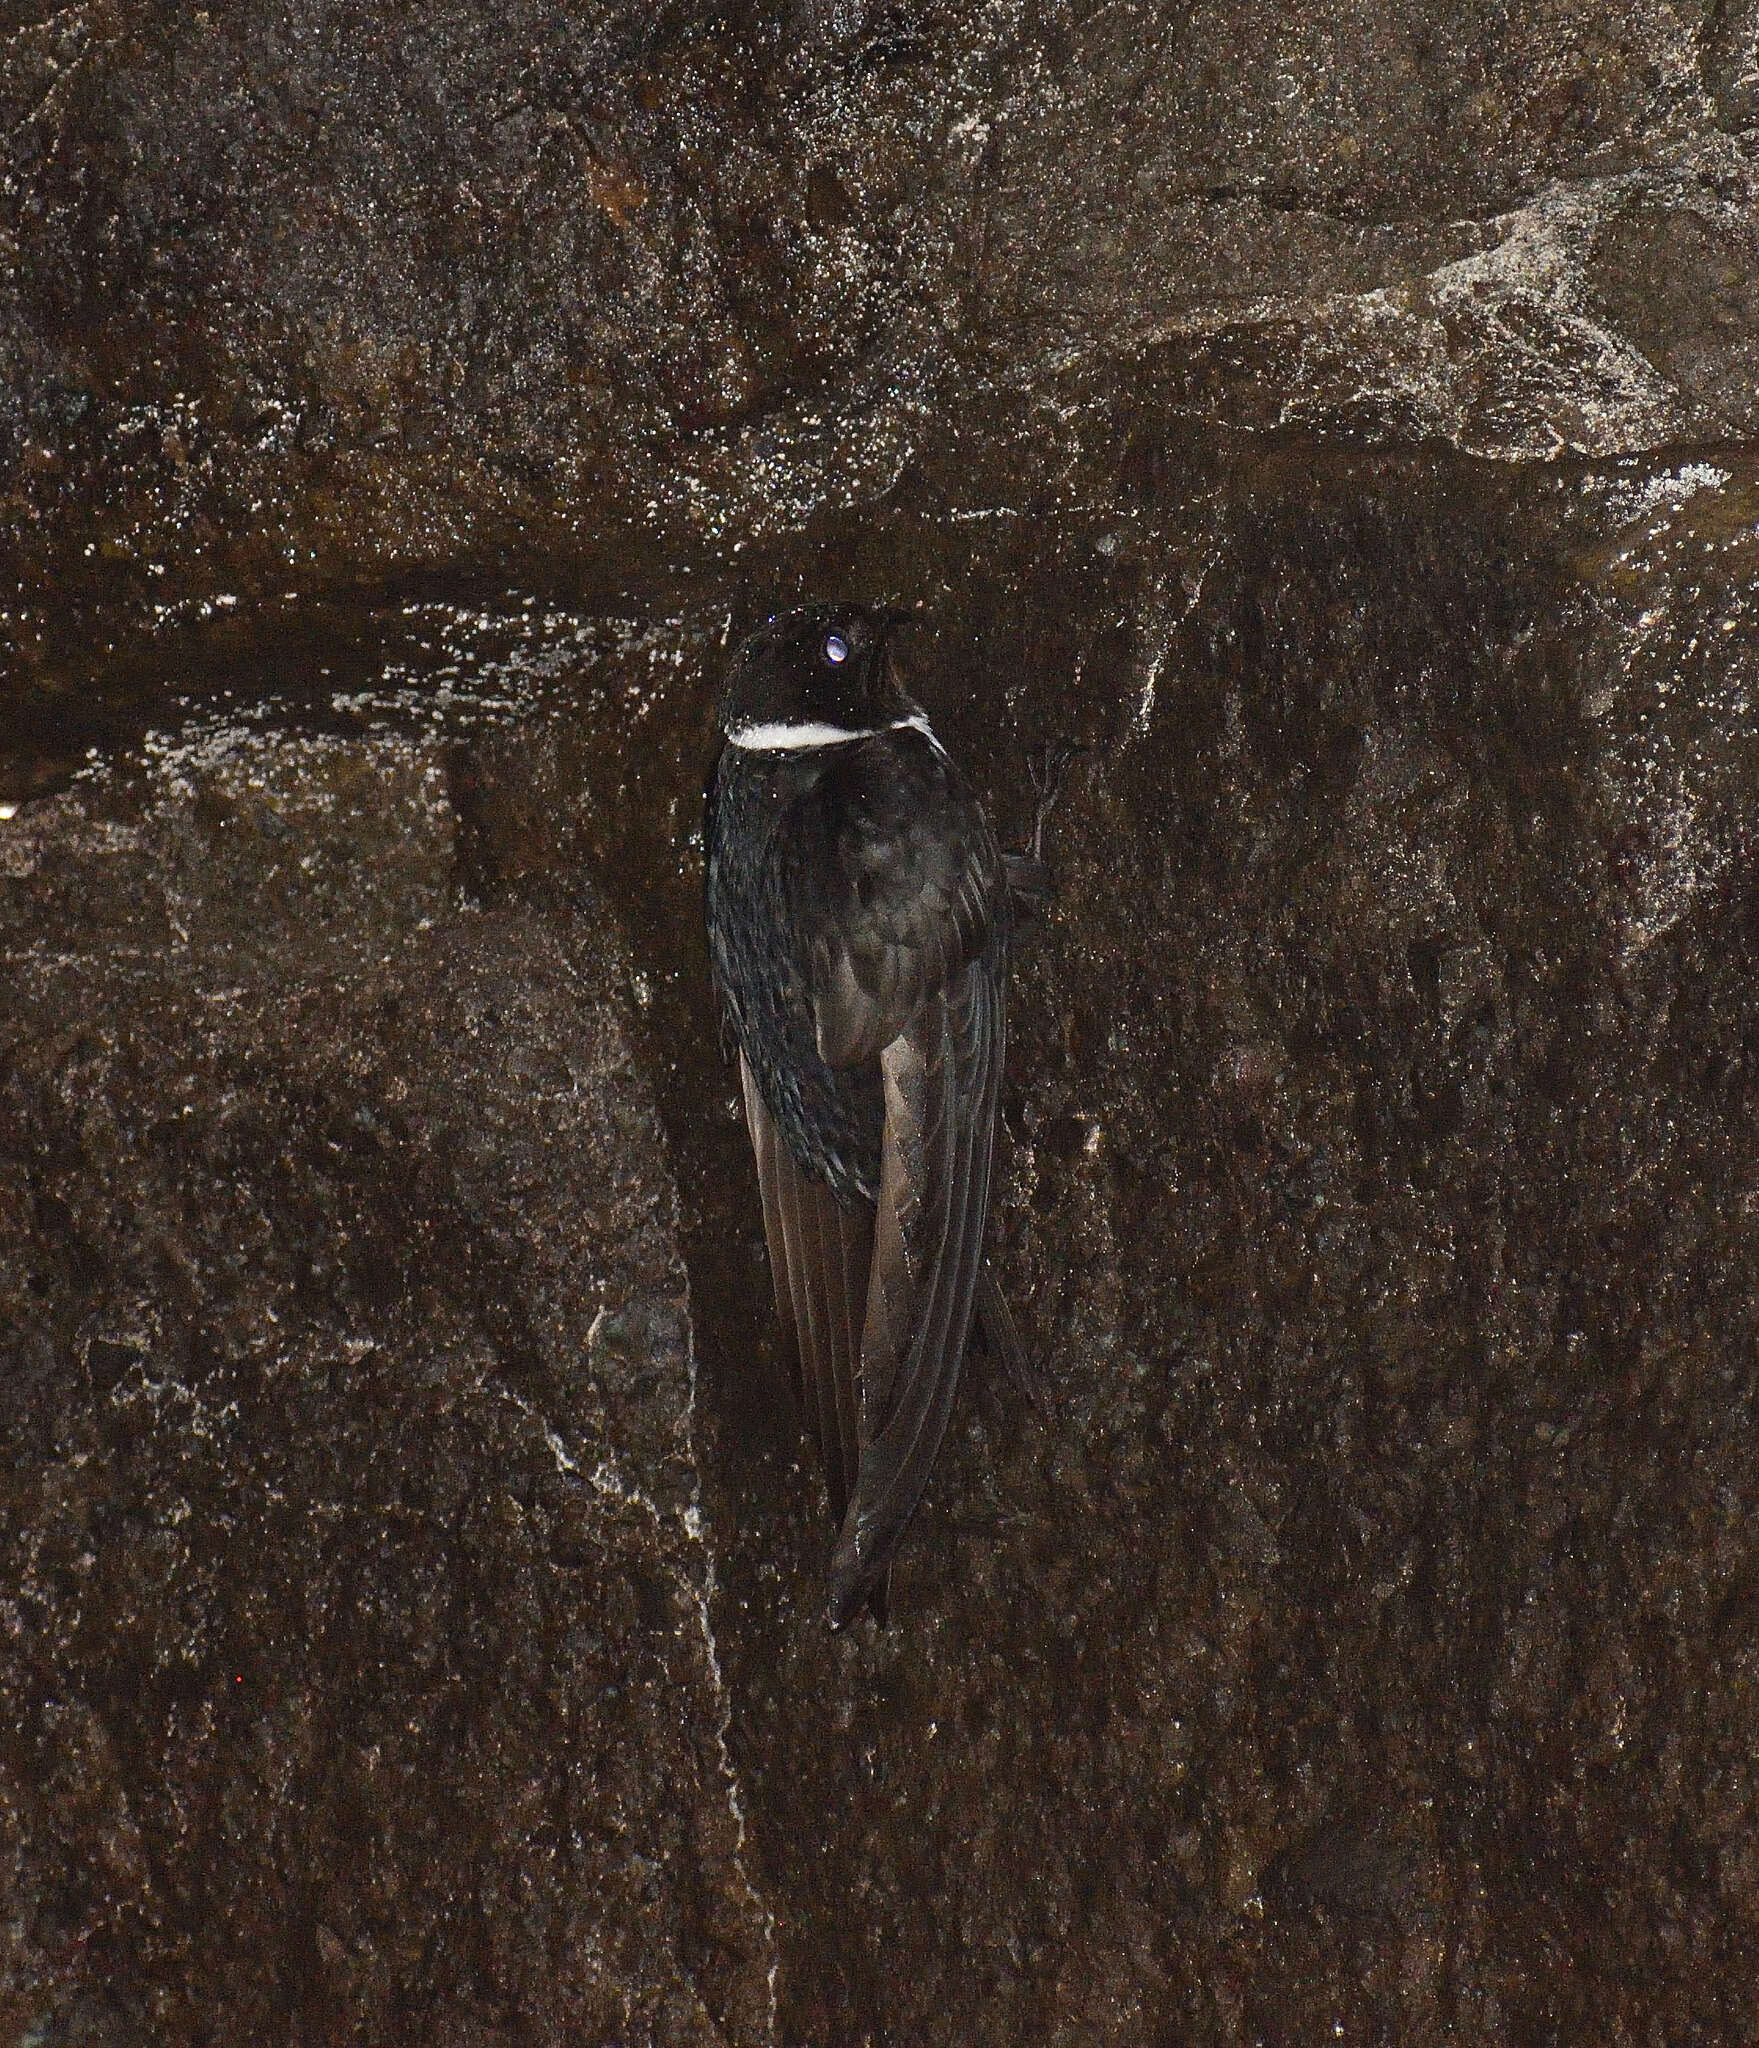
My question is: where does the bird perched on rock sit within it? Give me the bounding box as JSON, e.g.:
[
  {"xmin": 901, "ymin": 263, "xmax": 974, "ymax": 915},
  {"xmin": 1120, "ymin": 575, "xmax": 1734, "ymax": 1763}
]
[{"xmin": 703, "ymin": 603, "xmax": 1030, "ymax": 1626}]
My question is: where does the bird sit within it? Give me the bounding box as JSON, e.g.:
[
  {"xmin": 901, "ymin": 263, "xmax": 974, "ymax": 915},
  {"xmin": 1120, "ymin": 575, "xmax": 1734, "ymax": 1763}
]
[{"xmin": 703, "ymin": 602, "xmax": 1026, "ymax": 1626}]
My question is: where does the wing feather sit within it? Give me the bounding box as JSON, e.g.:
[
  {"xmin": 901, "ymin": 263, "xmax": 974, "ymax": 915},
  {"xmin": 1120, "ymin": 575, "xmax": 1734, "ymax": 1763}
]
[
  {"xmin": 828, "ymin": 936, "xmax": 1004, "ymax": 1624},
  {"xmin": 741, "ymin": 1057, "xmax": 804, "ymax": 1416},
  {"xmin": 740, "ymin": 1055, "xmax": 872, "ymax": 1528}
]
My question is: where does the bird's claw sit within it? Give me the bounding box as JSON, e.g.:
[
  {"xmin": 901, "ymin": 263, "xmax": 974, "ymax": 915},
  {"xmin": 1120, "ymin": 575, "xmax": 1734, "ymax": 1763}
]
[{"xmin": 1026, "ymin": 740, "xmax": 1081, "ymax": 864}]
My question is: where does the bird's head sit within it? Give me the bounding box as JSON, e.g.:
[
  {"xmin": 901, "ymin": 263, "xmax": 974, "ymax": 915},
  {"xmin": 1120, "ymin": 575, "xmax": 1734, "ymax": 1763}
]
[{"xmin": 715, "ymin": 604, "xmax": 920, "ymax": 752}]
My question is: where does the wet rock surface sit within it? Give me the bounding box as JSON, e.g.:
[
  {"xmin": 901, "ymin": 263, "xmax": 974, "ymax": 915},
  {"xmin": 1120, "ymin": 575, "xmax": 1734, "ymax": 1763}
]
[
  {"xmin": 1, "ymin": 735, "xmax": 774, "ymax": 2043},
  {"xmin": 1, "ymin": 1, "xmax": 1745, "ymax": 718},
  {"xmin": 6, "ymin": 1, "xmax": 1759, "ymax": 2043}
]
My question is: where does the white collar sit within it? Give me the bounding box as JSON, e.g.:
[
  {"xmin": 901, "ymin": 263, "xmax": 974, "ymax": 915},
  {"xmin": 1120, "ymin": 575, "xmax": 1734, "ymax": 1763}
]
[{"xmin": 725, "ymin": 710, "xmax": 938, "ymax": 753}]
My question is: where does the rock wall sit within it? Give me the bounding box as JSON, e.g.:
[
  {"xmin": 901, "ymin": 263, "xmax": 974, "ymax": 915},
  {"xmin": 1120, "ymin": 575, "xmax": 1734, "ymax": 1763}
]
[
  {"xmin": 5, "ymin": 2, "xmax": 1759, "ymax": 2042},
  {"xmin": 1, "ymin": 735, "xmax": 775, "ymax": 2043},
  {"xmin": 4, "ymin": 2, "xmax": 1748, "ymax": 662}
]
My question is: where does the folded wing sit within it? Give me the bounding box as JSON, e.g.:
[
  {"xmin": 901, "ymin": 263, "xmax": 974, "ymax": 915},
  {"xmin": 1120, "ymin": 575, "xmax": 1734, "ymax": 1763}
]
[
  {"xmin": 783, "ymin": 728, "xmax": 1007, "ymax": 1624},
  {"xmin": 739, "ymin": 1053, "xmax": 872, "ymax": 1530},
  {"xmin": 828, "ymin": 929, "xmax": 1004, "ymax": 1624}
]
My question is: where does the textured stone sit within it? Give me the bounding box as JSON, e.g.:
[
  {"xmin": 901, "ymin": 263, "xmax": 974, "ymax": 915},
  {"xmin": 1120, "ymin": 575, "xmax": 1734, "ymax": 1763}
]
[
  {"xmin": 5, "ymin": 3, "xmax": 1759, "ymax": 2042},
  {"xmin": 0, "ymin": 3, "xmax": 1746, "ymax": 682},
  {"xmin": 0, "ymin": 734, "xmax": 775, "ymax": 2045}
]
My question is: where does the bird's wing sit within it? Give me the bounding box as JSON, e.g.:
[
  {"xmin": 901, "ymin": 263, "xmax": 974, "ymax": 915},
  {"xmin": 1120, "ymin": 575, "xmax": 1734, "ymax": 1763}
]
[
  {"xmin": 794, "ymin": 728, "xmax": 995, "ymax": 1073},
  {"xmin": 786, "ymin": 729, "xmax": 1006, "ymax": 1624},
  {"xmin": 828, "ymin": 942, "xmax": 1003, "ymax": 1623},
  {"xmin": 739, "ymin": 1053, "xmax": 872, "ymax": 1529}
]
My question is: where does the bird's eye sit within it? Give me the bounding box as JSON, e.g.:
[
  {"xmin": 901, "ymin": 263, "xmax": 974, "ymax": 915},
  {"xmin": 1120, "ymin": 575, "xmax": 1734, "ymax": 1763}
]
[{"xmin": 823, "ymin": 632, "xmax": 849, "ymax": 664}]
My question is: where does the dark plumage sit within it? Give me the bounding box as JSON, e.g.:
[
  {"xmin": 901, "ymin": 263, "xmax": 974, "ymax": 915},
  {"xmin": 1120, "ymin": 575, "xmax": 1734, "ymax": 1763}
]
[{"xmin": 703, "ymin": 604, "xmax": 1016, "ymax": 1625}]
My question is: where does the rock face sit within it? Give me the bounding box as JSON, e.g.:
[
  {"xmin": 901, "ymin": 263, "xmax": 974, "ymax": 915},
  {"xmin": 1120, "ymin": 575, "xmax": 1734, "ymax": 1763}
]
[
  {"xmin": 5, "ymin": 2, "xmax": 1759, "ymax": 2044},
  {"xmin": 635, "ymin": 447, "xmax": 1759, "ymax": 2045},
  {"xmin": 0, "ymin": 736, "xmax": 775, "ymax": 2044},
  {"xmin": 2, "ymin": 1, "xmax": 1748, "ymax": 680}
]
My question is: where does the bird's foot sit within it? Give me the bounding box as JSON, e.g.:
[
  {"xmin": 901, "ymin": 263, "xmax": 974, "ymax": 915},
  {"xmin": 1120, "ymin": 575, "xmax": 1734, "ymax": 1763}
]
[
  {"xmin": 1027, "ymin": 740, "xmax": 1080, "ymax": 864},
  {"xmin": 1005, "ymin": 741, "xmax": 1082, "ymax": 913}
]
